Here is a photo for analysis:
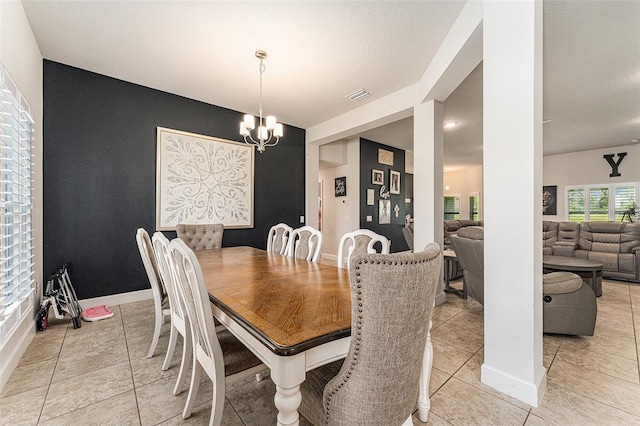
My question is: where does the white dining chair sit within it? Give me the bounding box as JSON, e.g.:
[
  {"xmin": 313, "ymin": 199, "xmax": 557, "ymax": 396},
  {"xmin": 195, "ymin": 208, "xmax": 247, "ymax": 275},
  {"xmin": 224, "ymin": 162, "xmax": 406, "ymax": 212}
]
[
  {"xmin": 337, "ymin": 229, "xmax": 390, "ymax": 269},
  {"xmin": 266, "ymin": 223, "xmax": 293, "ymax": 254},
  {"xmin": 169, "ymin": 238, "xmax": 264, "ymax": 425},
  {"xmin": 152, "ymin": 232, "xmax": 192, "ymax": 396},
  {"xmin": 286, "ymin": 225, "xmax": 323, "ymax": 262},
  {"xmin": 135, "ymin": 228, "xmax": 170, "ymax": 358}
]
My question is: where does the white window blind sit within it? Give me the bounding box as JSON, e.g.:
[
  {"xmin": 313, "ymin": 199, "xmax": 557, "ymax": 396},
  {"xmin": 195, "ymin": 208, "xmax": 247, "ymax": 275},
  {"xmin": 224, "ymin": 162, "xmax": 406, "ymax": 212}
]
[
  {"xmin": 0, "ymin": 63, "xmax": 35, "ymax": 343},
  {"xmin": 444, "ymin": 196, "xmax": 460, "ymax": 220},
  {"xmin": 566, "ymin": 183, "xmax": 638, "ymax": 222}
]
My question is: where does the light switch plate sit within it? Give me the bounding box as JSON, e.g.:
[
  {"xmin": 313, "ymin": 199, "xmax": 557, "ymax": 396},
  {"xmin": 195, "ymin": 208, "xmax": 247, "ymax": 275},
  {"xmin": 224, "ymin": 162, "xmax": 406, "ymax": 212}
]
[
  {"xmin": 366, "ymin": 215, "xmax": 372, "ymax": 222},
  {"xmin": 300, "ymin": 216, "xmax": 305, "ymax": 223}
]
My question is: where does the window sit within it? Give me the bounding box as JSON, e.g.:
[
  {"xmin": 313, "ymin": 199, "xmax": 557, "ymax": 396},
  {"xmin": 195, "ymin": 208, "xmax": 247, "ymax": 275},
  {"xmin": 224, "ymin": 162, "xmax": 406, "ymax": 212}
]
[
  {"xmin": 567, "ymin": 183, "xmax": 638, "ymax": 222},
  {"xmin": 444, "ymin": 196, "xmax": 460, "ymax": 220},
  {"xmin": 0, "ymin": 64, "xmax": 35, "ymax": 345},
  {"xmin": 469, "ymin": 193, "xmax": 479, "ymax": 221}
]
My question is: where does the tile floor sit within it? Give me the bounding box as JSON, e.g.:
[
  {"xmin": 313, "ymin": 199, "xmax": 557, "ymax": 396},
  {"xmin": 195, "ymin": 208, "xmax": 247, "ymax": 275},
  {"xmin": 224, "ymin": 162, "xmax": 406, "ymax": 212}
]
[{"xmin": 1, "ymin": 277, "xmax": 639, "ymax": 425}]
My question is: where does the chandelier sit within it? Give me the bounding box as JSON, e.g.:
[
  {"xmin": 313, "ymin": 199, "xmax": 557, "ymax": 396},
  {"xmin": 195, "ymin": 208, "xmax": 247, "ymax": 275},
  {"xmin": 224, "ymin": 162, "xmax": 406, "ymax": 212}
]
[{"xmin": 239, "ymin": 50, "xmax": 283, "ymax": 153}]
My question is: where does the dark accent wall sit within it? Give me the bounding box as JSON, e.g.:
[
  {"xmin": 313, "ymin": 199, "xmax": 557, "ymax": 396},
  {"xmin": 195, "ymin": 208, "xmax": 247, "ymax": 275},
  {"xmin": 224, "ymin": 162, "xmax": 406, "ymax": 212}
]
[
  {"xmin": 43, "ymin": 61, "xmax": 305, "ymax": 299},
  {"xmin": 359, "ymin": 139, "xmax": 408, "ymax": 252}
]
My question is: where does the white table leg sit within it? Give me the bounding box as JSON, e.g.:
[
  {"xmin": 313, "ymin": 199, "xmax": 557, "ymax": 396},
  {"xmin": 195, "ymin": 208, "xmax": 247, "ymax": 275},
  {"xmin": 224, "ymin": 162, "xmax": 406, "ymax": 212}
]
[
  {"xmin": 270, "ymin": 354, "xmax": 306, "ymax": 426},
  {"xmin": 417, "ymin": 319, "xmax": 433, "ymax": 423}
]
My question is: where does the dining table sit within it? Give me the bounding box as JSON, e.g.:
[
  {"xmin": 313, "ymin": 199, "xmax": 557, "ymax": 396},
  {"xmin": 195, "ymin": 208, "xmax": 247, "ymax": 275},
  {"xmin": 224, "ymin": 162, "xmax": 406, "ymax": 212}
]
[{"xmin": 195, "ymin": 246, "xmax": 434, "ymax": 426}]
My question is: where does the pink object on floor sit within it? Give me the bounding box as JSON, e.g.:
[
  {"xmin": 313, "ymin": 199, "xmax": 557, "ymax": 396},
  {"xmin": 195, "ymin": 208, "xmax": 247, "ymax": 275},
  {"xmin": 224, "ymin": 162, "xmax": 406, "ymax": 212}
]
[{"xmin": 82, "ymin": 305, "xmax": 114, "ymax": 322}]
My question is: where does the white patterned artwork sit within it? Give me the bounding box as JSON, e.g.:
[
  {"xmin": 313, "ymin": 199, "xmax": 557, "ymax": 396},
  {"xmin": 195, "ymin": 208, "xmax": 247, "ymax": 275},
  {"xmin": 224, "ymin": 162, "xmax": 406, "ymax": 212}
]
[{"xmin": 156, "ymin": 127, "xmax": 254, "ymax": 230}]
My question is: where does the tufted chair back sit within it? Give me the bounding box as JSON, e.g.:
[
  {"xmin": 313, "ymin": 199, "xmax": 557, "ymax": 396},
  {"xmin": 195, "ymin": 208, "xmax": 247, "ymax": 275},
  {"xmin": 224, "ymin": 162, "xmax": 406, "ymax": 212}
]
[
  {"xmin": 176, "ymin": 223, "xmax": 224, "ymax": 250},
  {"xmin": 337, "ymin": 229, "xmax": 390, "ymax": 269}
]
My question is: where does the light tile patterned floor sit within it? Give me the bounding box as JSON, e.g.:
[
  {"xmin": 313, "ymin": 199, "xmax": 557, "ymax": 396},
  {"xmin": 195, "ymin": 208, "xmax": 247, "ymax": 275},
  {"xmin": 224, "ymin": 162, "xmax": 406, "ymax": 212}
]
[{"xmin": 1, "ymin": 278, "xmax": 639, "ymax": 425}]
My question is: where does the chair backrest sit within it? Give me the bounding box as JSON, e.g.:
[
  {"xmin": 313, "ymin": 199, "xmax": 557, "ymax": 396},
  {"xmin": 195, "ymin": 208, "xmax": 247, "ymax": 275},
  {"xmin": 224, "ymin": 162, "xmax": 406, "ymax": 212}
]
[
  {"xmin": 287, "ymin": 226, "xmax": 323, "ymax": 262},
  {"xmin": 136, "ymin": 228, "xmax": 165, "ymax": 298},
  {"xmin": 176, "ymin": 223, "xmax": 224, "ymax": 250},
  {"xmin": 337, "ymin": 229, "xmax": 390, "ymax": 269},
  {"xmin": 403, "ymin": 222, "xmax": 414, "ymax": 251},
  {"xmin": 266, "ymin": 223, "xmax": 293, "ymax": 255},
  {"xmin": 322, "ymin": 243, "xmax": 441, "ymax": 426},
  {"xmin": 152, "ymin": 232, "xmax": 188, "ymax": 326},
  {"xmin": 169, "ymin": 238, "xmax": 225, "ymax": 386},
  {"xmin": 449, "ymin": 226, "xmax": 485, "ymax": 305},
  {"xmin": 542, "ymin": 221, "xmax": 558, "ymax": 248}
]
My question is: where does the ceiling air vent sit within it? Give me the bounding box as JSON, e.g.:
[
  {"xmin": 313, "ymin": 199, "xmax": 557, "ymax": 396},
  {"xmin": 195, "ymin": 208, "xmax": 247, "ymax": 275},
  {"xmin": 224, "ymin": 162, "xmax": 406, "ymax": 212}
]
[{"xmin": 345, "ymin": 88, "xmax": 372, "ymax": 101}]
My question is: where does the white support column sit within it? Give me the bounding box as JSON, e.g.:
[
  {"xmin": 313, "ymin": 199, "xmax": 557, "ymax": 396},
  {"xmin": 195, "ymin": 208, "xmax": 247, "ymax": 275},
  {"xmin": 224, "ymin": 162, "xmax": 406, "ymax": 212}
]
[
  {"xmin": 305, "ymin": 143, "xmax": 319, "ymax": 229},
  {"xmin": 481, "ymin": 0, "xmax": 545, "ymax": 406},
  {"xmin": 414, "ymin": 101, "xmax": 445, "ymax": 305}
]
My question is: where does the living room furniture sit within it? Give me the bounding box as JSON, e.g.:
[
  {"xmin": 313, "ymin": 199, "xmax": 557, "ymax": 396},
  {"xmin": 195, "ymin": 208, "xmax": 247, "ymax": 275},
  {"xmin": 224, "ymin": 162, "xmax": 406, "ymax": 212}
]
[
  {"xmin": 337, "ymin": 229, "xmax": 390, "ymax": 269},
  {"xmin": 287, "ymin": 225, "xmax": 323, "ymax": 262},
  {"xmin": 451, "ymin": 227, "xmax": 597, "ymax": 336},
  {"xmin": 176, "ymin": 223, "xmax": 224, "ymax": 250},
  {"xmin": 443, "ymin": 249, "xmax": 466, "ymax": 298},
  {"xmin": 299, "ymin": 245, "xmax": 441, "ymax": 426},
  {"xmin": 542, "ymin": 221, "xmax": 640, "ymax": 283},
  {"xmin": 543, "ymin": 254, "xmax": 603, "ymax": 297},
  {"xmin": 266, "ymin": 223, "xmax": 293, "ymax": 255}
]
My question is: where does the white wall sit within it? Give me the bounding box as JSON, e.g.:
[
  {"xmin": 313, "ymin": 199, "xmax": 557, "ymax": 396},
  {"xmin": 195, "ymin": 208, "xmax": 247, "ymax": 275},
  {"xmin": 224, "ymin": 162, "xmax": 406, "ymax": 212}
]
[
  {"xmin": 0, "ymin": 0, "xmax": 44, "ymax": 390},
  {"xmin": 543, "ymin": 143, "xmax": 640, "ymax": 221},
  {"xmin": 443, "ymin": 165, "xmax": 483, "ymax": 219},
  {"xmin": 318, "ymin": 138, "xmax": 360, "ymax": 256}
]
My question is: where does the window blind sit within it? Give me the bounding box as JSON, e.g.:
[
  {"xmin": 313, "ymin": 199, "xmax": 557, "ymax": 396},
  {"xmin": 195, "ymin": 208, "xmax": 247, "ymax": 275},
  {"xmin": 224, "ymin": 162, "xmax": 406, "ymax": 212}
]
[
  {"xmin": 0, "ymin": 63, "xmax": 35, "ymax": 343},
  {"xmin": 444, "ymin": 196, "xmax": 460, "ymax": 221}
]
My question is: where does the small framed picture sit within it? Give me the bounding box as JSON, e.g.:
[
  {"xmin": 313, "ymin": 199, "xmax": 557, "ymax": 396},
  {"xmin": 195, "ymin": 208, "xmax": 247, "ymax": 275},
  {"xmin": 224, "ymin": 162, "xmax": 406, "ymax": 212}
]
[
  {"xmin": 366, "ymin": 188, "xmax": 375, "ymax": 206},
  {"xmin": 335, "ymin": 176, "xmax": 347, "ymax": 197},
  {"xmin": 379, "ymin": 199, "xmax": 391, "ymax": 224},
  {"xmin": 390, "ymin": 170, "xmax": 400, "ymax": 194},
  {"xmin": 372, "ymin": 169, "xmax": 384, "ymax": 185},
  {"xmin": 378, "ymin": 148, "xmax": 394, "ymax": 166}
]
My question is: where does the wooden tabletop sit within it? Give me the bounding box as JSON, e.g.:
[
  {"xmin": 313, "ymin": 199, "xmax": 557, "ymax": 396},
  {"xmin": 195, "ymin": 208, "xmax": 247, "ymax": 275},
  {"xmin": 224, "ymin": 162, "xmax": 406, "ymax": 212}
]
[{"xmin": 195, "ymin": 246, "xmax": 352, "ymax": 356}]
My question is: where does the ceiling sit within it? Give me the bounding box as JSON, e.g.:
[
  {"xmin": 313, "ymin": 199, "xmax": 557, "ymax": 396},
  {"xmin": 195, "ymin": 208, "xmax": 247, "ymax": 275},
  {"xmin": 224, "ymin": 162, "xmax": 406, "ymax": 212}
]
[{"xmin": 21, "ymin": 1, "xmax": 640, "ymax": 170}]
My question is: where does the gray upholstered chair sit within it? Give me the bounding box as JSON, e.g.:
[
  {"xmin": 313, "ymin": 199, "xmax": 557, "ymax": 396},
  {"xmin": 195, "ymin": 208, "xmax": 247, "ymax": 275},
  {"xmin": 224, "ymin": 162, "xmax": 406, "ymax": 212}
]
[
  {"xmin": 135, "ymin": 228, "xmax": 170, "ymax": 358},
  {"xmin": 299, "ymin": 243, "xmax": 441, "ymax": 426},
  {"xmin": 168, "ymin": 238, "xmax": 264, "ymax": 425},
  {"xmin": 337, "ymin": 229, "xmax": 390, "ymax": 269},
  {"xmin": 176, "ymin": 223, "xmax": 224, "ymax": 250},
  {"xmin": 266, "ymin": 223, "xmax": 293, "ymax": 255},
  {"xmin": 450, "ymin": 226, "xmax": 597, "ymax": 336},
  {"xmin": 287, "ymin": 225, "xmax": 323, "ymax": 262},
  {"xmin": 402, "ymin": 220, "xmax": 414, "ymax": 251}
]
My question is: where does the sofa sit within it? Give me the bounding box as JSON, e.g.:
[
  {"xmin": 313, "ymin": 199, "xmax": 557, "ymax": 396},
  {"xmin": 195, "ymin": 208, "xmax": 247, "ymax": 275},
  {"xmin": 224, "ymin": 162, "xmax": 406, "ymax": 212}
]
[
  {"xmin": 543, "ymin": 221, "xmax": 640, "ymax": 283},
  {"xmin": 451, "ymin": 226, "xmax": 597, "ymax": 336},
  {"xmin": 444, "ymin": 220, "xmax": 483, "ymax": 280}
]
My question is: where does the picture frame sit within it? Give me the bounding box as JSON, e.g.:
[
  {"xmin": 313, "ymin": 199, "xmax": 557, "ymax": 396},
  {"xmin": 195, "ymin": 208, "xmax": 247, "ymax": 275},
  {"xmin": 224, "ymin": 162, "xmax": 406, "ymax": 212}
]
[
  {"xmin": 390, "ymin": 170, "xmax": 401, "ymax": 194},
  {"xmin": 156, "ymin": 127, "xmax": 254, "ymax": 230},
  {"xmin": 542, "ymin": 185, "xmax": 557, "ymax": 215},
  {"xmin": 378, "ymin": 148, "xmax": 394, "ymax": 166},
  {"xmin": 334, "ymin": 176, "xmax": 347, "ymax": 197},
  {"xmin": 372, "ymin": 169, "xmax": 384, "ymax": 185},
  {"xmin": 366, "ymin": 188, "xmax": 375, "ymax": 206},
  {"xmin": 379, "ymin": 199, "xmax": 391, "ymax": 224}
]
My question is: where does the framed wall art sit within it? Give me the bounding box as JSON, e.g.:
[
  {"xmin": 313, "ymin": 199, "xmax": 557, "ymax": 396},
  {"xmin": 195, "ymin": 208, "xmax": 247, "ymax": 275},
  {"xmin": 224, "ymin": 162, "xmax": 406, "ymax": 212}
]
[
  {"xmin": 335, "ymin": 176, "xmax": 347, "ymax": 197},
  {"xmin": 156, "ymin": 127, "xmax": 254, "ymax": 230},
  {"xmin": 390, "ymin": 170, "xmax": 401, "ymax": 194},
  {"xmin": 372, "ymin": 169, "xmax": 384, "ymax": 185},
  {"xmin": 379, "ymin": 199, "xmax": 391, "ymax": 224},
  {"xmin": 378, "ymin": 148, "xmax": 394, "ymax": 166},
  {"xmin": 542, "ymin": 185, "xmax": 557, "ymax": 215}
]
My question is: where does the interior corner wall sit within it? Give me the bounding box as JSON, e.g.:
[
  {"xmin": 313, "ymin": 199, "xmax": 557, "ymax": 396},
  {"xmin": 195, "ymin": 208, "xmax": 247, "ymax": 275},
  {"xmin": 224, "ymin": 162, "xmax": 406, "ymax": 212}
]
[
  {"xmin": 359, "ymin": 138, "xmax": 409, "ymax": 252},
  {"xmin": 1, "ymin": 0, "xmax": 43, "ymax": 391},
  {"xmin": 43, "ymin": 61, "xmax": 306, "ymax": 300},
  {"xmin": 444, "ymin": 165, "xmax": 483, "ymax": 219},
  {"xmin": 318, "ymin": 138, "xmax": 360, "ymax": 255},
  {"xmin": 543, "ymin": 143, "xmax": 640, "ymax": 221}
]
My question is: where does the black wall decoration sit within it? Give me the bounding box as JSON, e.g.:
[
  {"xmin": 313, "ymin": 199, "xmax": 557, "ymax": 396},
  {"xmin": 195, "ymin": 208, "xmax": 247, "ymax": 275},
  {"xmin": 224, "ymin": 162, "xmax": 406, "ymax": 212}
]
[
  {"xmin": 603, "ymin": 152, "xmax": 627, "ymax": 177},
  {"xmin": 43, "ymin": 61, "xmax": 305, "ymax": 299}
]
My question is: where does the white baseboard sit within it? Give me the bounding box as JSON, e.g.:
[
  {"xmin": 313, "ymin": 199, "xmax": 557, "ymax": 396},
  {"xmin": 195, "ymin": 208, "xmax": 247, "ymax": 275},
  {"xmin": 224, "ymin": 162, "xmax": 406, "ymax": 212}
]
[
  {"xmin": 321, "ymin": 253, "xmax": 338, "ymax": 262},
  {"xmin": 79, "ymin": 289, "xmax": 153, "ymax": 309},
  {"xmin": 481, "ymin": 362, "xmax": 547, "ymax": 407}
]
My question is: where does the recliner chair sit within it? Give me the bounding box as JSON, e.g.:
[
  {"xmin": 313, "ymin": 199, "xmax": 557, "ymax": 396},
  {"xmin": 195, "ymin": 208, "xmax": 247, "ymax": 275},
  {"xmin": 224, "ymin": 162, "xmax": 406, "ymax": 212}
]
[{"xmin": 450, "ymin": 226, "xmax": 597, "ymax": 336}]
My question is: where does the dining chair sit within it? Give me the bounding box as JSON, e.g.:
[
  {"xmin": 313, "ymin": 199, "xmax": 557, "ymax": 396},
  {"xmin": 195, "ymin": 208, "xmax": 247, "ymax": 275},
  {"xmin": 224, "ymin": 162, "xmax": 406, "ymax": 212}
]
[
  {"xmin": 169, "ymin": 238, "xmax": 265, "ymax": 425},
  {"xmin": 299, "ymin": 243, "xmax": 441, "ymax": 426},
  {"xmin": 286, "ymin": 225, "xmax": 323, "ymax": 262},
  {"xmin": 266, "ymin": 222, "xmax": 293, "ymax": 254},
  {"xmin": 176, "ymin": 223, "xmax": 224, "ymax": 250},
  {"xmin": 135, "ymin": 228, "xmax": 170, "ymax": 358},
  {"xmin": 152, "ymin": 232, "xmax": 192, "ymax": 396},
  {"xmin": 337, "ymin": 229, "xmax": 390, "ymax": 269}
]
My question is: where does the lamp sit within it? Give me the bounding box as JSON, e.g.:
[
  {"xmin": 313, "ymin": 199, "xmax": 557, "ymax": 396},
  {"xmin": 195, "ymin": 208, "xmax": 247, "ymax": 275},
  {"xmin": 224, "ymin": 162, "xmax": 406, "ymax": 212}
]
[{"xmin": 240, "ymin": 50, "xmax": 283, "ymax": 153}]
